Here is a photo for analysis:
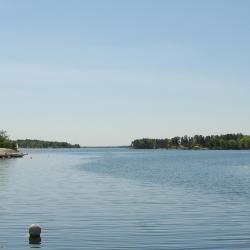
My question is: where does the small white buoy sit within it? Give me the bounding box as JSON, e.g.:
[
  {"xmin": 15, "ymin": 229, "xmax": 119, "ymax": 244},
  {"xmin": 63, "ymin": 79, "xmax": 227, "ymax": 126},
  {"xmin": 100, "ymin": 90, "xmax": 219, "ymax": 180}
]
[{"xmin": 29, "ymin": 224, "xmax": 41, "ymax": 237}]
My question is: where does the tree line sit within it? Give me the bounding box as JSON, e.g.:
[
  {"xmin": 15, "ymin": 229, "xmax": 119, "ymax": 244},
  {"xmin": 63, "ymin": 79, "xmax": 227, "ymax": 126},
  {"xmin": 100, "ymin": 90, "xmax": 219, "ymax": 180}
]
[
  {"xmin": 16, "ymin": 139, "xmax": 80, "ymax": 148},
  {"xmin": 0, "ymin": 129, "xmax": 80, "ymax": 149},
  {"xmin": 131, "ymin": 134, "xmax": 250, "ymax": 150}
]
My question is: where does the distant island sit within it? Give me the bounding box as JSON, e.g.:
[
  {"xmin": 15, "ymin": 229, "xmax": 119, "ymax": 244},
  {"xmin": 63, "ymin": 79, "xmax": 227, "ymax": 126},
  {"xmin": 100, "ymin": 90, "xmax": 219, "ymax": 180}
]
[
  {"xmin": 16, "ymin": 139, "xmax": 80, "ymax": 148},
  {"xmin": 0, "ymin": 130, "xmax": 80, "ymax": 149},
  {"xmin": 131, "ymin": 134, "xmax": 250, "ymax": 150}
]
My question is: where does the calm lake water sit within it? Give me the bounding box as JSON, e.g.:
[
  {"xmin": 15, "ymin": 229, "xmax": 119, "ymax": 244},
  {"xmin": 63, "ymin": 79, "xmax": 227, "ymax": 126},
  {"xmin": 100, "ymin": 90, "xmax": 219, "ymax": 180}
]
[{"xmin": 1, "ymin": 148, "xmax": 250, "ymax": 249}]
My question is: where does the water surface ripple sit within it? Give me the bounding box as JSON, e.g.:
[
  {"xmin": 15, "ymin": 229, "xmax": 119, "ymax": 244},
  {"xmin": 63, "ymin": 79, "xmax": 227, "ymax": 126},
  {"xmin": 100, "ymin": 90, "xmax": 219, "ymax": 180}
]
[{"xmin": 0, "ymin": 148, "xmax": 250, "ymax": 249}]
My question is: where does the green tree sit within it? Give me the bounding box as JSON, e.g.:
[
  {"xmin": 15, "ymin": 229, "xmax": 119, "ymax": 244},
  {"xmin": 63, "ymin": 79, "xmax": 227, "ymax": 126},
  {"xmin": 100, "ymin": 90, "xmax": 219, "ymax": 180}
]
[
  {"xmin": 170, "ymin": 137, "xmax": 180, "ymax": 148},
  {"xmin": 0, "ymin": 130, "xmax": 16, "ymax": 149},
  {"xmin": 240, "ymin": 136, "xmax": 250, "ymax": 149},
  {"xmin": 227, "ymin": 139, "xmax": 238, "ymax": 149}
]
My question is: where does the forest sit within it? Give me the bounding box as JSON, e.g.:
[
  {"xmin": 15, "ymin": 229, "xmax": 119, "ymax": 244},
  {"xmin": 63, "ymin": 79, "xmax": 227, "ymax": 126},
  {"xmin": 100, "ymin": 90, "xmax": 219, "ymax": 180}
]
[
  {"xmin": 0, "ymin": 130, "xmax": 80, "ymax": 149},
  {"xmin": 131, "ymin": 134, "xmax": 250, "ymax": 150},
  {"xmin": 16, "ymin": 139, "xmax": 80, "ymax": 148}
]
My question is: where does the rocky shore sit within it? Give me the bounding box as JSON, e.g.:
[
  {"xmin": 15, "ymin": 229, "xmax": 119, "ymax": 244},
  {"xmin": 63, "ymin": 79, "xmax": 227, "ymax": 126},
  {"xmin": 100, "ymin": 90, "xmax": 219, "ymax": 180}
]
[{"xmin": 0, "ymin": 148, "xmax": 25, "ymax": 158}]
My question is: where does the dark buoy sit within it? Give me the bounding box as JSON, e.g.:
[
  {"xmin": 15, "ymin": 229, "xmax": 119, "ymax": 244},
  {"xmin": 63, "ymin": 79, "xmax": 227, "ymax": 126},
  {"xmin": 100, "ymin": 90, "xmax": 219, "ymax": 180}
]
[
  {"xmin": 29, "ymin": 224, "xmax": 41, "ymax": 245},
  {"xmin": 29, "ymin": 224, "xmax": 41, "ymax": 237}
]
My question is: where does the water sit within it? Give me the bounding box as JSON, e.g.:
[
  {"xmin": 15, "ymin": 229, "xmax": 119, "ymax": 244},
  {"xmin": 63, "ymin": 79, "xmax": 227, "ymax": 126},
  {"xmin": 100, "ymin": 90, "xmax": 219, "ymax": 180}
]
[{"xmin": 0, "ymin": 148, "xmax": 250, "ymax": 249}]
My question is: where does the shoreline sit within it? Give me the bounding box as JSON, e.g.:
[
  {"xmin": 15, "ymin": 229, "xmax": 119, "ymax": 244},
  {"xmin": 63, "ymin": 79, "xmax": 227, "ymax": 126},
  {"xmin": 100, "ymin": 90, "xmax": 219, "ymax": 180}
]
[{"xmin": 0, "ymin": 148, "xmax": 26, "ymax": 158}]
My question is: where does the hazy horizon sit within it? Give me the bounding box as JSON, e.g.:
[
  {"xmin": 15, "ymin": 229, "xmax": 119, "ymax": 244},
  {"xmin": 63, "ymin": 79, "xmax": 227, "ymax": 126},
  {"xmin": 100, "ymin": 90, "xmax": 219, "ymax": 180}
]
[{"xmin": 1, "ymin": 0, "xmax": 250, "ymax": 146}]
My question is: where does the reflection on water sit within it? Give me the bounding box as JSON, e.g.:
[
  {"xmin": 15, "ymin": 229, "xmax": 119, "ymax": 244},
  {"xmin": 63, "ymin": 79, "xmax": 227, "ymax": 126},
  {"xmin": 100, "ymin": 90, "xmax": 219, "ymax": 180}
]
[
  {"xmin": 0, "ymin": 148, "xmax": 250, "ymax": 249},
  {"xmin": 29, "ymin": 236, "xmax": 41, "ymax": 248}
]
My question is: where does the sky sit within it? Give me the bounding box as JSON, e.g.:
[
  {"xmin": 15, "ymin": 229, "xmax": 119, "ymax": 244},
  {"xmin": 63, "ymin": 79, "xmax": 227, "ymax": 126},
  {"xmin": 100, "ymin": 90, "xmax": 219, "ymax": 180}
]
[{"xmin": 0, "ymin": 0, "xmax": 250, "ymax": 146}]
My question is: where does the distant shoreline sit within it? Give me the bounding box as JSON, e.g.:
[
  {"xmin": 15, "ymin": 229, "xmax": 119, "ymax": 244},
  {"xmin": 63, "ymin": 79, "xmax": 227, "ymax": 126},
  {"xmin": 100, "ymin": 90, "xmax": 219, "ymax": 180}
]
[
  {"xmin": 18, "ymin": 146, "xmax": 250, "ymax": 150},
  {"xmin": 131, "ymin": 134, "xmax": 250, "ymax": 150},
  {"xmin": 17, "ymin": 146, "xmax": 130, "ymax": 149},
  {"xmin": 81, "ymin": 146, "xmax": 129, "ymax": 148},
  {"xmin": 15, "ymin": 139, "xmax": 80, "ymax": 149}
]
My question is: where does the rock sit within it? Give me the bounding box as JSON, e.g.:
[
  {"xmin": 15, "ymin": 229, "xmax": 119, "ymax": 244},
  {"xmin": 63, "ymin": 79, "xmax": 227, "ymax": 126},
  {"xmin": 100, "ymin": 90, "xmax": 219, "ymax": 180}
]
[{"xmin": 0, "ymin": 148, "xmax": 25, "ymax": 158}]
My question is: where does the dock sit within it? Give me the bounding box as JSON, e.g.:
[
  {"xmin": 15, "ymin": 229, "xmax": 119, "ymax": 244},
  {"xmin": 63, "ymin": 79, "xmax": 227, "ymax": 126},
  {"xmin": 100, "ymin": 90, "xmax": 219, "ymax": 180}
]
[{"xmin": 0, "ymin": 148, "xmax": 26, "ymax": 158}]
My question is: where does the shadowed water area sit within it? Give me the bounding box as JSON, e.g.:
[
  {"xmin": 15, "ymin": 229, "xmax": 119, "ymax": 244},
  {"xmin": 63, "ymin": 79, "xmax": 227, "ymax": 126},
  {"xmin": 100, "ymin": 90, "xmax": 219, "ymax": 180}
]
[{"xmin": 0, "ymin": 148, "xmax": 250, "ymax": 249}]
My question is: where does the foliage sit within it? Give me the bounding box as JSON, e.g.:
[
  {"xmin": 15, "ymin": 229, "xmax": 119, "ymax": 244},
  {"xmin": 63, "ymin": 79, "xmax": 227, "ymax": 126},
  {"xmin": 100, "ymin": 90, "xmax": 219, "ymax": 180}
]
[
  {"xmin": 0, "ymin": 129, "xmax": 80, "ymax": 149},
  {"xmin": 239, "ymin": 136, "xmax": 250, "ymax": 149},
  {"xmin": 132, "ymin": 134, "xmax": 250, "ymax": 150},
  {"xmin": 15, "ymin": 139, "xmax": 80, "ymax": 148},
  {"xmin": 0, "ymin": 130, "xmax": 16, "ymax": 149}
]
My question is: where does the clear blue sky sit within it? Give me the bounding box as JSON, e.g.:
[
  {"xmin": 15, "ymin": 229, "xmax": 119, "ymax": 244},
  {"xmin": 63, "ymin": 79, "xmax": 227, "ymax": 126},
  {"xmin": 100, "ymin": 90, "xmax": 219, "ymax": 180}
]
[{"xmin": 0, "ymin": 0, "xmax": 249, "ymax": 146}]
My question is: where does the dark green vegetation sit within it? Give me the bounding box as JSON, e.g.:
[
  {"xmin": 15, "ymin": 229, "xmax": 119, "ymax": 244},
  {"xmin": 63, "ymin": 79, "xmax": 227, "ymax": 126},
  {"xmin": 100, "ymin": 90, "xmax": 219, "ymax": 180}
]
[
  {"xmin": 132, "ymin": 134, "xmax": 250, "ymax": 150},
  {"xmin": 0, "ymin": 130, "xmax": 16, "ymax": 149},
  {"xmin": 0, "ymin": 129, "xmax": 80, "ymax": 149},
  {"xmin": 16, "ymin": 139, "xmax": 80, "ymax": 148}
]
